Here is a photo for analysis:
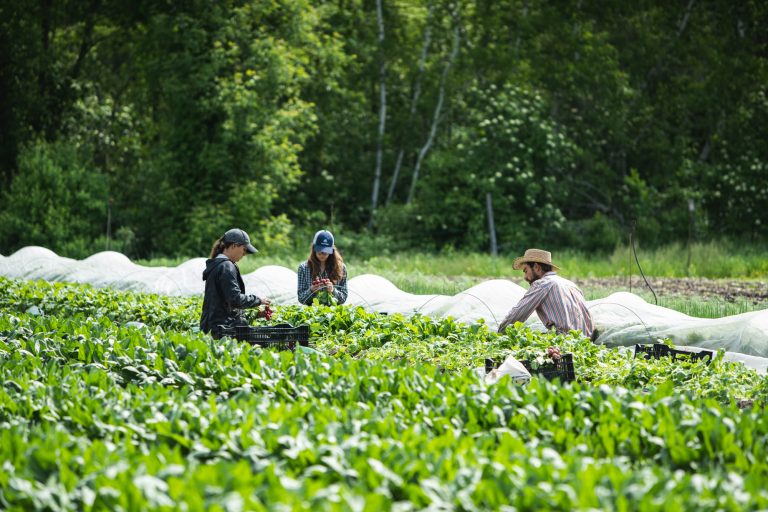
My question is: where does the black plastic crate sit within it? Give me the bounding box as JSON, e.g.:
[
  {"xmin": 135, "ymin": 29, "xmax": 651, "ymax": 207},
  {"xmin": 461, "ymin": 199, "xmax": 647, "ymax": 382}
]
[
  {"xmin": 485, "ymin": 353, "xmax": 575, "ymax": 383},
  {"xmin": 216, "ymin": 323, "xmax": 310, "ymax": 351},
  {"xmin": 633, "ymin": 343, "xmax": 713, "ymax": 364}
]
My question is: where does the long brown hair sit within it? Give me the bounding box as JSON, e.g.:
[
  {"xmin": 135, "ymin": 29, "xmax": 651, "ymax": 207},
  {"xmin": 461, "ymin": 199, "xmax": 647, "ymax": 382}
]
[
  {"xmin": 209, "ymin": 237, "xmax": 239, "ymax": 259},
  {"xmin": 307, "ymin": 244, "xmax": 344, "ymax": 282}
]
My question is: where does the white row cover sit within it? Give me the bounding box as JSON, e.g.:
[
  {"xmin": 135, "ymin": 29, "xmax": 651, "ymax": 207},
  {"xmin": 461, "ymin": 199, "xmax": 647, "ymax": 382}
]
[{"xmin": 2, "ymin": 246, "xmax": 767, "ymax": 373}]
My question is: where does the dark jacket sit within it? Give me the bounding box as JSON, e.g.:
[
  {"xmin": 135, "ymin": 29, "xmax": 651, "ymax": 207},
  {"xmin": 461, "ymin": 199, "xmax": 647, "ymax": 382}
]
[{"xmin": 200, "ymin": 255, "xmax": 261, "ymax": 334}]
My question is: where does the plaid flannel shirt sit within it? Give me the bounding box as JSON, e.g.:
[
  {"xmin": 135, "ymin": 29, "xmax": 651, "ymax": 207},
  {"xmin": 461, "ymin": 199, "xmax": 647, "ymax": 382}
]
[{"xmin": 297, "ymin": 261, "xmax": 348, "ymax": 305}]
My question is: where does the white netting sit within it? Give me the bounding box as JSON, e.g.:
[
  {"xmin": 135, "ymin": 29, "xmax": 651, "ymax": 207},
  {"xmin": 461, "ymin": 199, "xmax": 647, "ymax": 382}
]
[
  {"xmin": 2, "ymin": 246, "xmax": 767, "ymax": 373},
  {"xmin": 589, "ymin": 292, "xmax": 768, "ymax": 357}
]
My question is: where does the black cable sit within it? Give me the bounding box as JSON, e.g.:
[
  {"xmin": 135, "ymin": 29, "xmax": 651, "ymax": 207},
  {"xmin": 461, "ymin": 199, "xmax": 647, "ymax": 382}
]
[{"xmin": 630, "ymin": 220, "xmax": 658, "ymax": 305}]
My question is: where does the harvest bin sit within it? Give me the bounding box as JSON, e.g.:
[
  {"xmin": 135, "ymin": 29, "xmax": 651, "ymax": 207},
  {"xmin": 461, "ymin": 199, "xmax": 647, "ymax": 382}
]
[
  {"xmin": 485, "ymin": 353, "xmax": 576, "ymax": 383},
  {"xmin": 633, "ymin": 343, "xmax": 713, "ymax": 364},
  {"xmin": 216, "ymin": 323, "xmax": 310, "ymax": 351}
]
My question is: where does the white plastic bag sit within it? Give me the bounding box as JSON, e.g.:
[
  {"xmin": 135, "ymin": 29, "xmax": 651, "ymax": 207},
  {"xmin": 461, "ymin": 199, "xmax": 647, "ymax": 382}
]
[{"xmin": 484, "ymin": 355, "xmax": 531, "ymax": 385}]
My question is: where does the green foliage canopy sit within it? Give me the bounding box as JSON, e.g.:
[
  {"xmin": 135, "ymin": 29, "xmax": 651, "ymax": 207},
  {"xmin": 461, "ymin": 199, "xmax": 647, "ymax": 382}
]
[{"xmin": 0, "ymin": 0, "xmax": 766, "ymax": 257}]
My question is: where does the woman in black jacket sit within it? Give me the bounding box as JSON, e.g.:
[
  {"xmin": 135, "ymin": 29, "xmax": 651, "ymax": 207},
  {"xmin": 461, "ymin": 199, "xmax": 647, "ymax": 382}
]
[{"xmin": 200, "ymin": 228, "xmax": 271, "ymax": 336}]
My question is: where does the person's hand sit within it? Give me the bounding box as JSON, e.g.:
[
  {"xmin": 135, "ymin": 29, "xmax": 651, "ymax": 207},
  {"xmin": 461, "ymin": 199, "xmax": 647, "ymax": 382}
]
[
  {"xmin": 312, "ymin": 278, "xmax": 333, "ymax": 293},
  {"xmin": 256, "ymin": 304, "xmax": 273, "ymax": 320},
  {"xmin": 259, "ymin": 296, "xmax": 271, "ymax": 306}
]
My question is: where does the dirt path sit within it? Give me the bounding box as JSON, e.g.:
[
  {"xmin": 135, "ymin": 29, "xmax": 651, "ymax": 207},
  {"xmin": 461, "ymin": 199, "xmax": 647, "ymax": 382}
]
[{"xmin": 573, "ymin": 277, "xmax": 768, "ymax": 303}]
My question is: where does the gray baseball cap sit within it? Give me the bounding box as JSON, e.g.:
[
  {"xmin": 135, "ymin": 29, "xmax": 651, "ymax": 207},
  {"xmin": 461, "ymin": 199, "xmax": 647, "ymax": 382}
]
[{"xmin": 223, "ymin": 228, "xmax": 258, "ymax": 254}]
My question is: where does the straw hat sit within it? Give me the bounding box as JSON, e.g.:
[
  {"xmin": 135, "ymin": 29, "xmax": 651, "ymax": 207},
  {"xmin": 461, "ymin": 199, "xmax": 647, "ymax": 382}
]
[{"xmin": 512, "ymin": 248, "xmax": 560, "ymax": 270}]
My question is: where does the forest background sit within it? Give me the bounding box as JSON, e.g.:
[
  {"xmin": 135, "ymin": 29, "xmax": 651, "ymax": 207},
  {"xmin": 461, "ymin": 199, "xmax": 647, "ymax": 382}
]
[{"xmin": 1, "ymin": 0, "xmax": 766, "ymax": 260}]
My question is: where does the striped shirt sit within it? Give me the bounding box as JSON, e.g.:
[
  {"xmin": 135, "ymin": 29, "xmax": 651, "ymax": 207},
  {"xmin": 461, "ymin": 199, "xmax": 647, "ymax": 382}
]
[{"xmin": 498, "ymin": 272, "xmax": 593, "ymax": 337}]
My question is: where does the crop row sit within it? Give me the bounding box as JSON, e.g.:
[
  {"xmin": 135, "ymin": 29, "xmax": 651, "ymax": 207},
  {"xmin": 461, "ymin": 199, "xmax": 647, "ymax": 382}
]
[
  {"xmin": 1, "ymin": 278, "xmax": 768, "ymax": 510},
  {"xmin": 1, "ymin": 277, "xmax": 764, "ymax": 403}
]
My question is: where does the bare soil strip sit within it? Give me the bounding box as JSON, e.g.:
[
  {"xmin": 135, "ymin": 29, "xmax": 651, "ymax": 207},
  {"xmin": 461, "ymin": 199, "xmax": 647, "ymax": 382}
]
[{"xmin": 574, "ymin": 277, "xmax": 768, "ymax": 303}]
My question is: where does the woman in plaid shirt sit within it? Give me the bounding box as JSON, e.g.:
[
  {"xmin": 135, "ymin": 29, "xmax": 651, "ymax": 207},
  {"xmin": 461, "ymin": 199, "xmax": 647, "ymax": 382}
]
[{"xmin": 297, "ymin": 230, "xmax": 348, "ymax": 305}]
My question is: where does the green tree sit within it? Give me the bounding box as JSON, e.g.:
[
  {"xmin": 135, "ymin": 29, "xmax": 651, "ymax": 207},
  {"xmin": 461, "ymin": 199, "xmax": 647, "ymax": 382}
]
[
  {"xmin": 379, "ymin": 83, "xmax": 577, "ymax": 251},
  {"xmin": 0, "ymin": 140, "xmax": 107, "ymax": 257}
]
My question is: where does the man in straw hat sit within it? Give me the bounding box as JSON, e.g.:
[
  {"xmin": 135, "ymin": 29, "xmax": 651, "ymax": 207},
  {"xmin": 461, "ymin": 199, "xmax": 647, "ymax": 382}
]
[{"xmin": 498, "ymin": 248, "xmax": 594, "ymax": 339}]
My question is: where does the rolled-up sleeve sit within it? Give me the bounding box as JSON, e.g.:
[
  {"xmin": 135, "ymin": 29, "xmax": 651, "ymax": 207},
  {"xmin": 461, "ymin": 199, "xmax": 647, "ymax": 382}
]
[{"xmin": 497, "ymin": 281, "xmax": 548, "ymax": 333}]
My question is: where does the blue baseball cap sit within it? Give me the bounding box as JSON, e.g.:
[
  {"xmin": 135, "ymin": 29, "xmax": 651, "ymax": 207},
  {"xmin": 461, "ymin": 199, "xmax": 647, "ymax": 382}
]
[
  {"xmin": 313, "ymin": 230, "xmax": 334, "ymax": 254},
  {"xmin": 223, "ymin": 228, "xmax": 258, "ymax": 254}
]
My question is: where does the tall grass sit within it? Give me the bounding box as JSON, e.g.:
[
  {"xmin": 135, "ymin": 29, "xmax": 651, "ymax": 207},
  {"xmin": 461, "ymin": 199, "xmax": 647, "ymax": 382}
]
[
  {"xmin": 137, "ymin": 240, "xmax": 767, "ymax": 279},
  {"xmin": 580, "ymin": 287, "xmax": 764, "ymax": 319},
  {"xmin": 602, "ymin": 242, "xmax": 768, "ymax": 279},
  {"xmin": 298, "ymin": 241, "xmax": 768, "ymax": 279},
  {"xmin": 658, "ymin": 298, "xmax": 760, "ymax": 318}
]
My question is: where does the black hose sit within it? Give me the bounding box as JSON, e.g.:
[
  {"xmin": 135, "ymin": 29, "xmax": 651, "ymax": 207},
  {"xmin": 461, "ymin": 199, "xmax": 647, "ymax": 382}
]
[{"xmin": 630, "ymin": 221, "xmax": 658, "ymax": 305}]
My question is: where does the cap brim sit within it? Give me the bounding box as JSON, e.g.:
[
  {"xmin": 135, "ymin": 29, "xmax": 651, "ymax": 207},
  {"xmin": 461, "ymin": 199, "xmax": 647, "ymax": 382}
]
[
  {"xmin": 315, "ymin": 245, "xmax": 334, "ymax": 254},
  {"xmin": 245, "ymin": 244, "xmax": 258, "ymax": 254}
]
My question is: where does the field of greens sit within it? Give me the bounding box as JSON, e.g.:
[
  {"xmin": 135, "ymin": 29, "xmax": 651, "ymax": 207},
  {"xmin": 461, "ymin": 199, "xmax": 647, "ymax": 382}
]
[{"xmin": 1, "ymin": 276, "xmax": 767, "ymax": 510}]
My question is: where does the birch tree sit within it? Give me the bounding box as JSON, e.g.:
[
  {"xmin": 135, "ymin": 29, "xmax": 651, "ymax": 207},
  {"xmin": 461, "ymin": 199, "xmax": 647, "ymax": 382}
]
[
  {"xmin": 407, "ymin": 5, "xmax": 461, "ymax": 204},
  {"xmin": 369, "ymin": 0, "xmax": 387, "ymax": 226},
  {"xmin": 386, "ymin": 0, "xmax": 433, "ymax": 206}
]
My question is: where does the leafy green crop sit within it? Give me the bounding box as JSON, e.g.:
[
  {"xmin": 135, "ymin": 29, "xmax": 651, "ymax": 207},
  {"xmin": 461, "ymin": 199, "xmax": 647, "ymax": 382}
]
[{"xmin": 1, "ymin": 277, "xmax": 767, "ymax": 510}]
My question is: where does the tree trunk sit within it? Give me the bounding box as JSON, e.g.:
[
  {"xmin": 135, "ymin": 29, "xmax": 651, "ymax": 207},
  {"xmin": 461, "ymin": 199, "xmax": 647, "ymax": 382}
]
[
  {"xmin": 386, "ymin": 0, "xmax": 433, "ymax": 205},
  {"xmin": 486, "ymin": 192, "xmax": 498, "ymax": 256},
  {"xmin": 369, "ymin": 0, "xmax": 387, "ymax": 227},
  {"xmin": 407, "ymin": 9, "xmax": 460, "ymax": 204}
]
